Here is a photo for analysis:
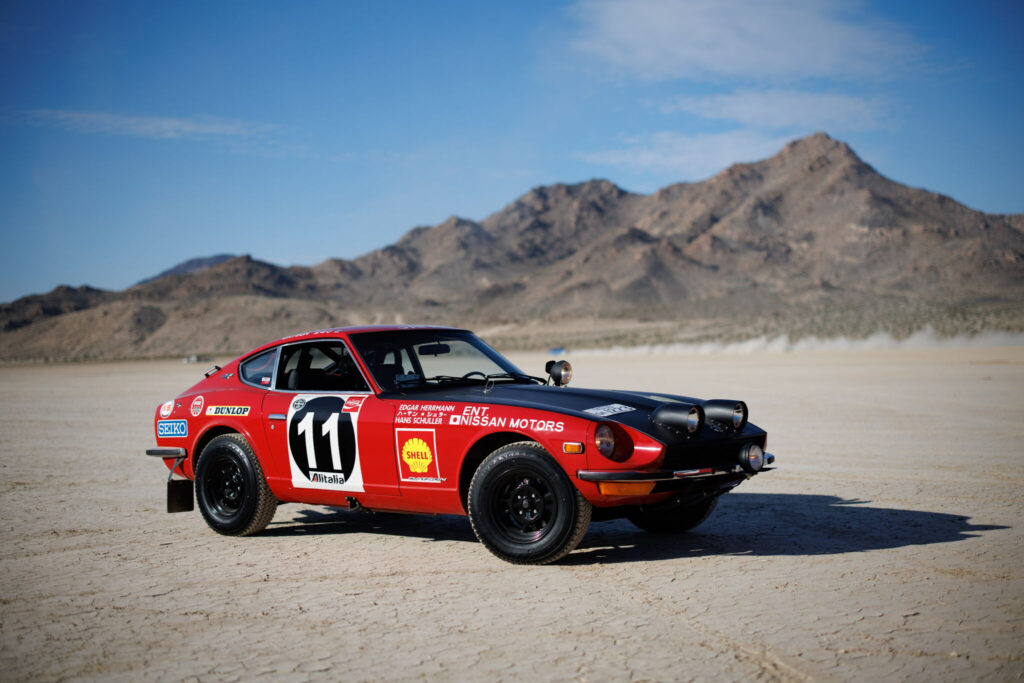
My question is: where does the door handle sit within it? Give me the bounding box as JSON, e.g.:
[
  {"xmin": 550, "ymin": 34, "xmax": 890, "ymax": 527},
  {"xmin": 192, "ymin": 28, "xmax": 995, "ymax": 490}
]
[{"xmin": 268, "ymin": 413, "xmax": 287, "ymax": 421}]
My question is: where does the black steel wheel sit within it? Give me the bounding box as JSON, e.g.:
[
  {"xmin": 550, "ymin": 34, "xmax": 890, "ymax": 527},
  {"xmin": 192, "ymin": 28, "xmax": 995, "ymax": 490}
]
[
  {"xmin": 195, "ymin": 434, "xmax": 277, "ymax": 536},
  {"xmin": 627, "ymin": 495, "xmax": 718, "ymax": 534},
  {"xmin": 468, "ymin": 441, "xmax": 591, "ymax": 565}
]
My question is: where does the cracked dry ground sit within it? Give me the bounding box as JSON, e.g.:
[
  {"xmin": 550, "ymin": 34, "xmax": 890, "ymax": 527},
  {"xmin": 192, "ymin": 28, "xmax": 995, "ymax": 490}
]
[{"xmin": 1, "ymin": 347, "xmax": 1022, "ymax": 681}]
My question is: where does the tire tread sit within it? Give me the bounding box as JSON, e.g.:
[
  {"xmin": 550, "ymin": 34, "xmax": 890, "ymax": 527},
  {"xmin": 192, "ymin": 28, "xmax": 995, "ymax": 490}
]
[
  {"xmin": 195, "ymin": 433, "xmax": 277, "ymax": 536},
  {"xmin": 468, "ymin": 441, "xmax": 591, "ymax": 565}
]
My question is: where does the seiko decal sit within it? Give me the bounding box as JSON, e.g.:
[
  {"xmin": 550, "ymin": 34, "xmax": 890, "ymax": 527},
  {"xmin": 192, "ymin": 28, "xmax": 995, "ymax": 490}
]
[
  {"xmin": 205, "ymin": 405, "xmax": 251, "ymax": 417},
  {"xmin": 583, "ymin": 403, "xmax": 635, "ymax": 417},
  {"xmin": 157, "ymin": 419, "xmax": 188, "ymax": 438},
  {"xmin": 159, "ymin": 400, "xmax": 174, "ymax": 419},
  {"xmin": 190, "ymin": 395, "xmax": 205, "ymax": 417},
  {"xmin": 396, "ymin": 428, "xmax": 444, "ymax": 483},
  {"xmin": 287, "ymin": 394, "xmax": 366, "ymax": 492}
]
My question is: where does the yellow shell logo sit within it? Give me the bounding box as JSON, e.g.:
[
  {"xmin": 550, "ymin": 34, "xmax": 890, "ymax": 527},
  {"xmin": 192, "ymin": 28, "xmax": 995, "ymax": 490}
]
[{"xmin": 401, "ymin": 437, "xmax": 433, "ymax": 473}]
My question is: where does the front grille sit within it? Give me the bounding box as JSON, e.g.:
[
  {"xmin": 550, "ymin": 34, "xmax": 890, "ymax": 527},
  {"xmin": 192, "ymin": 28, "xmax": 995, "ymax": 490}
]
[{"xmin": 661, "ymin": 433, "xmax": 763, "ymax": 471}]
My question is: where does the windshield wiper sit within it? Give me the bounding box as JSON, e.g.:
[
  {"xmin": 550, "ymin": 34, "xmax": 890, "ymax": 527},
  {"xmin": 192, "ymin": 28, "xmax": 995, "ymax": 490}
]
[
  {"xmin": 486, "ymin": 372, "xmax": 547, "ymax": 385},
  {"xmin": 425, "ymin": 374, "xmax": 479, "ymax": 384},
  {"xmin": 393, "ymin": 374, "xmax": 482, "ymax": 390}
]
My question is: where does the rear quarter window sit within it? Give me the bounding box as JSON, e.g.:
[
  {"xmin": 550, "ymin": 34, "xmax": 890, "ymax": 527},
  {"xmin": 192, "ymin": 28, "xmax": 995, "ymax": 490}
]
[{"xmin": 240, "ymin": 349, "xmax": 277, "ymax": 387}]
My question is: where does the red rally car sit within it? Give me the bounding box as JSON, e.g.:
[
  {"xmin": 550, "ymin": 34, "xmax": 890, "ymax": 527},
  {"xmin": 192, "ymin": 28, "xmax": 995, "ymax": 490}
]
[{"xmin": 147, "ymin": 325, "xmax": 774, "ymax": 564}]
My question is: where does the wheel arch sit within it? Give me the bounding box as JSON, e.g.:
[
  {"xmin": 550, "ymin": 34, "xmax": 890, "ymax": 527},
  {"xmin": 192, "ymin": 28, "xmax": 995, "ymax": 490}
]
[
  {"xmin": 458, "ymin": 431, "xmax": 537, "ymax": 512},
  {"xmin": 191, "ymin": 425, "xmax": 241, "ymax": 477}
]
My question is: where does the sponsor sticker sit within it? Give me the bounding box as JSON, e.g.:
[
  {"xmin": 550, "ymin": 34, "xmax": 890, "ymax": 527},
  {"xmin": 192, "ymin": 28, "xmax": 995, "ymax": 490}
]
[
  {"xmin": 205, "ymin": 405, "xmax": 251, "ymax": 417},
  {"xmin": 343, "ymin": 396, "xmax": 367, "ymax": 413},
  {"xmin": 396, "ymin": 429, "xmax": 443, "ymax": 482},
  {"xmin": 190, "ymin": 396, "xmax": 204, "ymax": 417},
  {"xmin": 159, "ymin": 400, "xmax": 174, "ymax": 419},
  {"xmin": 287, "ymin": 394, "xmax": 364, "ymax": 493},
  {"xmin": 260, "ymin": 376, "xmax": 271, "ymax": 385},
  {"xmin": 583, "ymin": 403, "xmax": 635, "ymax": 417},
  {"xmin": 157, "ymin": 419, "xmax": 188, "ymax": 438},
  {"xmin": 395, "ymin": 402, "xmax": 455, "ymax": 425},
  {"xmin": 448, "ymin": 405, "xmax": 564, "ymax": 432}
]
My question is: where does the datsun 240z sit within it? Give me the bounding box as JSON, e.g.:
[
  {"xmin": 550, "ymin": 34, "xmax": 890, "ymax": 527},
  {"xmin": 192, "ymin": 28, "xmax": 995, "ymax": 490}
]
[{"xmin": 146, "ymin": 326, "xmax": 774, "ymax": 564}]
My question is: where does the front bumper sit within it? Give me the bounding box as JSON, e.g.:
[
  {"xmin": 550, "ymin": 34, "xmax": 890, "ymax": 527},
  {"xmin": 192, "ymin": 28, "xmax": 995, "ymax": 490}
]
[{"xmin": 578, "ymin": 453, "xmax": 775, "ymax": 483}]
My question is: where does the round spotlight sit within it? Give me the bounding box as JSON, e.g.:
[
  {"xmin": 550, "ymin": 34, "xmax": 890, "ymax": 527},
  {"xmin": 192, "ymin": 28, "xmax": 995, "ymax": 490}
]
[
  {"xmin": 740, "ymin": 443, "xmax": 764, "ymax": 472},
  {"xmin": 549, "ymin": 360, "xmax": 573, "ymax": 386}
]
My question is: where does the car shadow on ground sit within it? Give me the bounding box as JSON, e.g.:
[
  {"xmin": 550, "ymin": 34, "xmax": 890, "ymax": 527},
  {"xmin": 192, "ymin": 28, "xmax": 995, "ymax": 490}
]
[
  {"xmin": 565, "ymin": 493, "xmax": 1007, "ymax": 565},
  {"xmin": 260, "ymin": 493, "xmax": 1006, "ymax": 565},
  {"xmin": 262, "ymin": 507, "xmax": 477, "ymax": 543}
]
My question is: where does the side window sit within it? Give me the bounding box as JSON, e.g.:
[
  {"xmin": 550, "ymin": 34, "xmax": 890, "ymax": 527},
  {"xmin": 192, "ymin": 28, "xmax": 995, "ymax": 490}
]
[
  {"xmin": 277, "ymin": 342, "xmax": 370, "ymax": 392},
  {"xmin": 239, "ymin": 349, "xmax": 277, "ymax": 387}
]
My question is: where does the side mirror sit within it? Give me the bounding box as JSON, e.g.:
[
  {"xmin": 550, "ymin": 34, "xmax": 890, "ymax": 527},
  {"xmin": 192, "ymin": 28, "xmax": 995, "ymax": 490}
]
[{"xmin": 546, "ymin": 360, "xmax": 572, "ymax": 386}]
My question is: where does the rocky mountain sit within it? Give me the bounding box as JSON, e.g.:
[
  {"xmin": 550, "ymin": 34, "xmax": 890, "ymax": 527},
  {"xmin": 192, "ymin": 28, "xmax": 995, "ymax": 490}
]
[
  {"xmin": 2, "ymin": 133, "xmax": 1022, "ymax": 360},
  {"xmin": 134, "ymin": 254, "xmax": 236, "ymax": 286}
]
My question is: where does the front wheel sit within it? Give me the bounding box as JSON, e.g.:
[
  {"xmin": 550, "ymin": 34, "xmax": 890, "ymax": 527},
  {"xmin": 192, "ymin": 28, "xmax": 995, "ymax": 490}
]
[
  {"xmin": 195, "ymin": 434, "xmax": 277, "ymax": 536},
  {"xmin": 627, "ymin": 496, "xmax": 718, "ymax": 534},
  {"xmin": 468, "ymin": 442, "xmax": 591, "ymax": 565}
]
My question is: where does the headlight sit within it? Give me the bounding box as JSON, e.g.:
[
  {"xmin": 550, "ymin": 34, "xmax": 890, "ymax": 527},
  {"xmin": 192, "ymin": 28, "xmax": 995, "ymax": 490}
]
[
  {"xmin": 594, "ymin": 424, "xmax": 615, "ymax": 459},
  {"xmin": 739, "ymin": 443, "xmax": 764, "ymax": 472}
]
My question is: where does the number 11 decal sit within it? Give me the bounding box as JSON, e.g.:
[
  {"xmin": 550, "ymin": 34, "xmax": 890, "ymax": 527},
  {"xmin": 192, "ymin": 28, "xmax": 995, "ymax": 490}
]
[
  {"xmin": 297, "ymin": 411, "xmax": 343, "ymax": 470},
  {"xmin": 288, "ymin": 395, "xmax": 364, "ymax": 492}
]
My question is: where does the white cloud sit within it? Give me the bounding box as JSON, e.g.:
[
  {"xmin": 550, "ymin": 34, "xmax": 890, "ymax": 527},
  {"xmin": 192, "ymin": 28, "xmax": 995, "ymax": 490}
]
[
  {"xmin": 14, "ymin": 109, "xmax": 283, "ymax": 141},
  {"xmin": 570, "ymin": 0, "xmax": 924, "ymax": 81},
  {"xmin": 661, "ymin": 89, "xmax": 888, "ymax": 131},
  {"xmin": 577, "ymin": 129, "xmax": 795, "ymax": 179}
]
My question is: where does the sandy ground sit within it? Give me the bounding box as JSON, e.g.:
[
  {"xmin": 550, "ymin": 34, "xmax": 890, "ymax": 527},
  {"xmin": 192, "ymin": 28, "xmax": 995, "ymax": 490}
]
[{"xmin": 1, "ymin": 346, "xmax": 1022, "ymax": 681}]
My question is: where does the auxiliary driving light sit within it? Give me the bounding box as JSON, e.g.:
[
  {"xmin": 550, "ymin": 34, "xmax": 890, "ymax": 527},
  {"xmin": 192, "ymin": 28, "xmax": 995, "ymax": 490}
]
[
  {"xmin": 704, "ymin": 400, "xmax": 748, "ymax": 432},
  {"xmin": 651, "ymin": 403, "xmax": 704, "ymax": 435},
  {"xmin": 686, "ymin": 406, "xmax": 702, "ymax": 433},
  {"xmin": 546, "ymin": 360, "xmax": 573, "ymax": 386},
  {"xmin": 739, "ymin": 443, "xmax": 764, "ymax": 473}
]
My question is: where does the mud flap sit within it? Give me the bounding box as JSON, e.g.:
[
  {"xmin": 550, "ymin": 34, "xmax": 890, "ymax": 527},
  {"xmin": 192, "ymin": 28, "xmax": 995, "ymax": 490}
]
[
  {"xmin": 167, "ymin": 479, "xmax": 194, "ymax": 513},
  {"xmin": 167, "ymin": 455, "xmax": 194, "ymax": 513}
]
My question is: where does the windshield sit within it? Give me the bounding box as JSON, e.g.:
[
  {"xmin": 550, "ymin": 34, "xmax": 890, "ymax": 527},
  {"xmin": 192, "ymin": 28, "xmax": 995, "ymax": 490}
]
[{"xmin": 349, "ymin": 329, "xmax": 534, "ymax": 391}]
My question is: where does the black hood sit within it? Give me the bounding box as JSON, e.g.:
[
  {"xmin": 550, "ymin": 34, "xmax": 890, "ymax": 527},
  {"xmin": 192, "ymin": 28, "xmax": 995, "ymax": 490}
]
[{"xmin": 380, "ymin": 383, "xmax": 764, "ymax": 445}]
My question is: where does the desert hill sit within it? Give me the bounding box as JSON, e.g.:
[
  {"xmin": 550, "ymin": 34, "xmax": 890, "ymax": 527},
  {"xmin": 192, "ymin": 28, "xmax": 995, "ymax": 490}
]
[
  {"xmin": 134, "ymin": 253, "xmax": 237, "ymax": 286},
  {"xmin": 2, "ymin": 133, "xmax": 1022, "ymax": 361}
]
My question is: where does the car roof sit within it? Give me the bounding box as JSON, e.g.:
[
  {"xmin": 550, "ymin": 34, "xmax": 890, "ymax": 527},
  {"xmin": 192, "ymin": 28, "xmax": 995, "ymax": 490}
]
[{"xmin": 243, "ymin": 324, "xmax": 467, "ymax": 358}]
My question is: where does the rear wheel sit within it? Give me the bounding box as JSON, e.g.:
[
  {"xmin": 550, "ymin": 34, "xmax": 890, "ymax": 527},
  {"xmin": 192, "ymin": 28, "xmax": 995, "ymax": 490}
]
[
  {"xmin": 195, "ymin": 434, "xmax": 277, "ymax": 536},
  {"xmin": 468, "ymin": 442, "xmax": 591, "ymax": 565},
  {"xmin": 627, "ymin": 496, "xmax": 718, "ymax": 534}
]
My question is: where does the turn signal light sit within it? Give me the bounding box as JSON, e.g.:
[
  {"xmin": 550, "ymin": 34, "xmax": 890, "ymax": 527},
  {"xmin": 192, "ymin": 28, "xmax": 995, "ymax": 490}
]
[{"xmin": 597, "ymin": 481, "xmax": 656, "ymax": 496}]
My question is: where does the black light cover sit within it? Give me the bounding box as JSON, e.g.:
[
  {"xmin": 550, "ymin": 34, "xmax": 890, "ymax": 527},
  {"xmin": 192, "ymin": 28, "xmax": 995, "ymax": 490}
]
[
  {"xmin": 651, "ymin": 403, "xmax": 704, "ymax": 434},
  {"xmin": 703, "ymin": 400, "xmax": 748, "ymax": 431}
]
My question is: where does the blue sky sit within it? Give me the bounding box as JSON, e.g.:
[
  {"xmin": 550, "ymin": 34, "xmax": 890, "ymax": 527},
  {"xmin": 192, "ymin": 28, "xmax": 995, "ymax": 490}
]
[{"xmin": 1, "ymin": 0, "xmax": 1021, "ymax": 303}]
